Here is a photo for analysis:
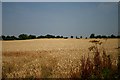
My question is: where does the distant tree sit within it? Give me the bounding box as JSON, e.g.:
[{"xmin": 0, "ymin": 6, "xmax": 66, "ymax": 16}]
[
  {"xmin": 101, "ymin": 35, "xmax": 107, "ymax": 38},
  {"xmin": 64, "ymin": 37, "xmax": 68, "ymax": 39},
  {"xmin": 90, "ymin": 33, "xmax": 95, "ymax": 38},
  {"xmin": 28, "ymin": 35, "xmax": 36, "ymax": 39},
  {"xmin": 18, "ymin": 34, "xmax": 28, "ymax": 40},
  {"xmin": 1, "ymin": 34, "xmax": 66, "ymax": 40},
  {"xmin": 60, "ymin": 36, "xmax": 63, "ymax": 38},
  {"xmin": 80, "ymin": 36, "xmax": 82, "ymax": 38},
  {"xmin": 71, "ymin": 36, "xmax": 73, "ymax": 38},
  {"xmin": 6, "ymin": 36, "xmax": 12, "ymax": 40},
  {"xmin": 95, "ymin": 35, "xmax": 102, "ymax": 39},
  {"xmin": 0, "ymin": 36, "xmax": 2, "ymax": 40},
  {"xmin": 76, "ymin": 36, "xmax": 79, "ymax": 39},
  {"xmin": 110, "ymin": 34, "xmax": 116, "ymax": 38},
  {"xmin": 45, "ymin": 34, "xmax": 55, "ymax": 38},
  {"xmin": 10, "ymin": 36, "xmax": 17, "ymax": 40},
  {"xmin": 51, "ymin": 35, "xmax": 55, "ymax": 38},
  {"xmin": 37, "ymin": 35, "xmax": 45, "ymax": 38},
  {"xmin": 56, "ymin": 35, "xmax": 61, "ymax": 38},
  {"xmin": 2, "ymin": 35, "xmax": 6, "ymax": 40},
  {"xmin": 45, "ymin": 34, "xmax": 50, "ymax": 38},
  {"xmin": 117, "ymin": 35, "xmax": 120, "ymax": 38},
  {"xmin": 108, "ymin": 36, "xmax": 111, "ymax": 38}
]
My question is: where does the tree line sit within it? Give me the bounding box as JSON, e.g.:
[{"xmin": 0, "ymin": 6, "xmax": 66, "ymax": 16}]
[
  {"xmin": 0, "ymin": 34, "xmax": 68, "ymax": 40},
  {"xmin": 89, "ymin": 33, "xmax": 120, "ymax": 38},
  {"xmin": 0, "ymin": 33, "xmax": 120, "ymax": 40}
]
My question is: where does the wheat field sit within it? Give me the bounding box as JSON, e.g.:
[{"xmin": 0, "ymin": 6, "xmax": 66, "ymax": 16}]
[{"xmin": 2, "ymin": 39, "xmax": 119, "ymax": 78}]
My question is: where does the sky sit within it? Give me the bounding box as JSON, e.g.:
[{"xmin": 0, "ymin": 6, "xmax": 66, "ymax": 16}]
[
  {"xmin": 2, "ymin": 2, "xmax": 118, "ymax": 37},
  {"xmin": 2, "ymin": 0, "xmax": 120, "ymax": 2}
]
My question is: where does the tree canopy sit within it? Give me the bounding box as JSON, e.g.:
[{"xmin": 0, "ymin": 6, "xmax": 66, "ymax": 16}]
[{"xmin": 0, "ymin": 33, "xmax": 119, "ymax": 40}]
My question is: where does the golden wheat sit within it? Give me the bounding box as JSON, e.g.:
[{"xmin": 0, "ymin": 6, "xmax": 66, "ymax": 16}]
[{"xmin": 2, "ymin": 39, "xmax": 119, "ymax": 78}]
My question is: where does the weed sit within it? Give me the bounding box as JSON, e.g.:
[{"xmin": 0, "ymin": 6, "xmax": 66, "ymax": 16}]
[{"xmin": 78, "ymin": 40, "xmax": 118, "ymax": 79}]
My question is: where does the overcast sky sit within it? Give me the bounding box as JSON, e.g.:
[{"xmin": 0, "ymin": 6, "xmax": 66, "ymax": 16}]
[
  {"xmin": 2, "ymin": 2, "xmax": 118, "ymax": 37},
  {"xmin": 2, "ymin": 0, "xmax": 120, "ymax": 2}
]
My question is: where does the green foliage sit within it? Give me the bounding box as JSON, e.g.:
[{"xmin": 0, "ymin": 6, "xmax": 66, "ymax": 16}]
[
  {"xmin": 1, "ymin": 35, "xmax": 17, "ymax": 40},
  {"xmin": 1, "ymin": 33, "xmax": 120, "ymax": 40},
  {"xmin": 90, "ymin": 33, "xmax": 95, "ymax": 38},
  {"xmin": 89, "ymin": 33, "xmax": 119, "ymax": 38},
  {"xmin": 110, "ymin": 34, "xmax": 116, "ymax": 38},
  {"xmin": 71, "ymin": 36, "xmax": 73, "ymax": 38},
  {"xmin": 76, "ymin": 36, "xmax": 79, "ymax": 39},
  {"xmin": 18, "ymin": 34, "xmax": 28, "ymax": 40},
  {"xmin": 63, "ymin": 37, "xmax": 68, "ymax": 39},
  {"xmin": 80, "ymin": 36, "xmax": 82, "ymax": 38},
  {"xmin": 37, "ymin": 34, "xmax": 63, "ymax": 39},
  {"xmin": 2, "ymin": 34, "xmax": 66, "ymax": 40},
  {"xmin": 101, "ymin": 68, "xmax": 110, "ymax": 79},
  {"xmin": 28, "ymin": 35, "xmax": 36, "ymax": 39}
]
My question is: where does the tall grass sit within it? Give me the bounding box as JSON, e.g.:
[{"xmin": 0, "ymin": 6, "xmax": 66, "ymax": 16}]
[{"xmin": 72, "ymin": 40, "xmax": 119, "ymax": 79}]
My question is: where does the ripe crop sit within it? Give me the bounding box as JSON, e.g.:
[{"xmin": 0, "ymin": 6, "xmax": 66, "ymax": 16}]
[{"xmin": 2, "ymin": 39, "xmax": 119, "ymax": 78}]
